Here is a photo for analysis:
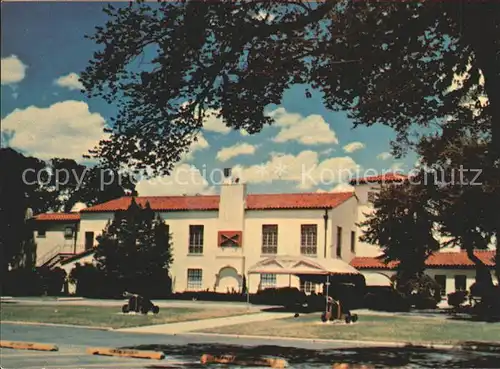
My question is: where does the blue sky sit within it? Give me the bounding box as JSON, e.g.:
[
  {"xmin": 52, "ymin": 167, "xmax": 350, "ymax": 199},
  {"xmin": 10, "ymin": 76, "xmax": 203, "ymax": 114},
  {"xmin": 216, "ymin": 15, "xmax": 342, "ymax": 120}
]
[{"xmin": 1, "ymin": 2, "xmax": 418, "ymax": 196}]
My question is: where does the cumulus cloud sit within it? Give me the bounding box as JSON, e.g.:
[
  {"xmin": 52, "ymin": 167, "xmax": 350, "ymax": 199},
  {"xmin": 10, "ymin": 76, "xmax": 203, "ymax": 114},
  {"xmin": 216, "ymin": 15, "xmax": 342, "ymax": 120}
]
[
  {"xmin": 1, "ymin": 55, "xmax": 27, "ymax": 85},
  {"xmin": 181, "ymin": 133, "xmax": 209, "ymax": 161},
  {"xmin": 377, "ymin": 152, "xmax": 392, "ymax": 160},
  {"xmin": 54, "ymin": 72, "xmax": 84, "ymax": 91},
  {"xmin": 203, "ymin": 109, "xmax": 231, "ymax": 134},
  {"xmin": 267, "ymin": 107, "xmax": 339, "ymax": 145},
  {"xmin": 136, "ymin": 163, "xmax": 216, "ymax": 196},
  {"xmin": 316, "ymin": 182, "xmax": 355, "ymax": 193},
  {"xmin": 343, "ymin": 141, "xmax": 365, "ymax": 153},
  {"xmin": 216, "ymin": 142, "xmax": 256, "ymax": 162},
  {"xmin": 2, "ymin": 100, "xmax": 107, "ymax": 161},
  {"xmin": 231, "ymin": 150, "xmax": 359, "ymax": 190}
]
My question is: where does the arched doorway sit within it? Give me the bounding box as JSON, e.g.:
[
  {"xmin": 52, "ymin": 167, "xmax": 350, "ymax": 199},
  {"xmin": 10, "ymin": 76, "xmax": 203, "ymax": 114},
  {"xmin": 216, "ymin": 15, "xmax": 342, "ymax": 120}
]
[{"xmin": 215, "ymin": 266, "xmax": 242, "ymax": 293}]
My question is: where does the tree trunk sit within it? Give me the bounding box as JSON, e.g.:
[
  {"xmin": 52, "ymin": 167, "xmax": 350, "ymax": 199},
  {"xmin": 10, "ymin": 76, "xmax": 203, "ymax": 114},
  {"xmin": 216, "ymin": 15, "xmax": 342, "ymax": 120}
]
[{"xmin": 465, "ymin": 245, "xmax": 494, "ymax": 288}]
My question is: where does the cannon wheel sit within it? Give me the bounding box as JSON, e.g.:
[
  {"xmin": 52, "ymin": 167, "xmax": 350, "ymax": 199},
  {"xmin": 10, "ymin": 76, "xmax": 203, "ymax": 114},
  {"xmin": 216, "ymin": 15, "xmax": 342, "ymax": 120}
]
[
  {"xmin": 320, "ymin": 312, "xmax": 328, "ymax": 322},
  {"xmin": 351, "ymin": 314, "xmax": 358, "ymax": 323},
  {"xmin": 152, "ymin": 305, "xmax": 160, "ymax": 314},
  {"xmin": 122, "ymin": 304, "xmax": 129, "ymax": 313},
  {"xmin": 140, "ymin": 305, "xmax": 149, "ymax": 315},
  {"xmin": 345, "ymin": 315, "xmax": 351, "ymax": 323}
]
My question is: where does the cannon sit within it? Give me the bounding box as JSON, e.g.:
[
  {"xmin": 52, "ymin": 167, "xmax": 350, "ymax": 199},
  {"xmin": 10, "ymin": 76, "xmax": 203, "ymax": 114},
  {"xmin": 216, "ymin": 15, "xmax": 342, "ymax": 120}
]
[
  {"xmin": 122, "ymin": 291, "xmax": 160, "ymax": 315},
  {"xmin": 321, "ymin": 296, "xmax": 358, "ymax": 323}
]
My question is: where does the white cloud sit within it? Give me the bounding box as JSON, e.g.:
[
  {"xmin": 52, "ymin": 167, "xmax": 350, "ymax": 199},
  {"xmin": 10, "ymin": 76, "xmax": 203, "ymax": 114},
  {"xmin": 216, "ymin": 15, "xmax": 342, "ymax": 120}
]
[
  {"xmin": 1, "ymin": 55, "xmax": 27, "ymax": 85},
  {"xmin": 2, "ymin": 100, "xmax": 107, "ymax": 161},
  {"xmin": 267, "ymin": 107, "xmax": 339, "ymax": 145},
  {"xmin": 343, "ymin": 141, "xmax": 365, "ymax": 153},
  {"xmin": 389, "ymin": 162, "xmax": 405, "ymax": 172},
  {"xmin": 377, "ymin": 152, "xmax": 392, "ymax": 160},
  {"xmin": 54, "ymin": 72, "xmax": 84, "ymax": 91},
  {"xmin": 316, "ymin": 182, "xmax": 354, "ymax": 193},
  {"xmin": 216, "ymin": 142, "xmax": 256, "ymax": 162},
  {"xmin": 232, "ymin": 150, "xmax": 359, "ymax": 190},
  {"xmin": 203, "ymin": 109, "xmax": 231, "ymax": 134},
  {"xmin": 136, "ymin": 163, "xmax": 215, "ymax": 196},
  {"xmin": 330, "ymin": 182, "xmax": 355, "ymax": 193},
  {"xmin": 181, "ymin": 133, "xmax": 209, "ymax": 161}
]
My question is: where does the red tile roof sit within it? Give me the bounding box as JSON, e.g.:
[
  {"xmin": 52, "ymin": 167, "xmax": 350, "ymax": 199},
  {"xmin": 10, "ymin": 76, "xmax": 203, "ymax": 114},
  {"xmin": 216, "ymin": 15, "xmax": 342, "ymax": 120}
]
[
  {"xmin": 35, "ymin": 213, "xmax": 80, "ymax": 221},
  {"xmin": 80, "ymin": 192, "xmax": 355, "ymax": 213},
  {"xmin": 350, "ymin": 250, "xmax": 496, "ymax": 269},
  {"xmin": 349, "ymin": 173, "xmax": 408, "ymax": 185}
]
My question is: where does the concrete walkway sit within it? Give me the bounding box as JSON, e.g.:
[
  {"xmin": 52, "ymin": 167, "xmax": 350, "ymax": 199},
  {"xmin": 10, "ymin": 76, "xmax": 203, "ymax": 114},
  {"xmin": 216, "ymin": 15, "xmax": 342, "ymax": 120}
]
[{"xmin": 116, "ymin": 311, "xmax": 292, "ymax": 334}]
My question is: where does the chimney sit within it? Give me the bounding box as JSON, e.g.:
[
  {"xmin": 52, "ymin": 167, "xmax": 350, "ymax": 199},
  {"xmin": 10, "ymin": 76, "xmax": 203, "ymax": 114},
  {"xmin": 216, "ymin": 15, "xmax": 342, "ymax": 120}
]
[{"xmin": 218, "ymin": 167, "xmax": 246, "ymax": 231}]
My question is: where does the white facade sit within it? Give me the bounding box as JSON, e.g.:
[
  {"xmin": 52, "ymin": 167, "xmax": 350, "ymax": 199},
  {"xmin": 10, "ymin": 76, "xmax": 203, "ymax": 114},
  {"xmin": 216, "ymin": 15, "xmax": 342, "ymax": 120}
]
[{"xmin": 35, "ymin": 176, "xmax": 496, "ymax": 295}]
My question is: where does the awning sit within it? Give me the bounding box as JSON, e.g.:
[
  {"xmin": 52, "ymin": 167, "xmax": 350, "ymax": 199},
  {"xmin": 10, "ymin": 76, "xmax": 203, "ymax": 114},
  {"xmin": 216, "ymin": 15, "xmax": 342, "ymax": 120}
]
[
  {"xmin": 248, "ymin": 256, "xmax": 361, "ymax": 276},
  {"xmin": 362, "ymin": 272, "xmax": 392, "ymax": 286}
]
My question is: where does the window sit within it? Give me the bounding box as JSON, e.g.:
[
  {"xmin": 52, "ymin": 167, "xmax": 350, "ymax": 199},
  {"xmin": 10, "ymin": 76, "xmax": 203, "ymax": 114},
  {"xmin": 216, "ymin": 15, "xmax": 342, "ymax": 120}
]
[
  {"xmin": 455, "ymin": 275, "xmax": 467, "ymax": 292},
  {"xmin": 435, "ymin": 275, "xmax": 446, "ymax": 296},
  {"xmin": 260, "ymin": 273, "xmax": 276, "ymax": 289},
  {"xmin": 37, "ymin": 228, "xmax": 46, "ymax": 238},
  {"xmin": 301, "ymin": 281, "xmax": 316, "ymax": 294},
  {"xmin": 84, "ymin": 232, "xmax": 94, "ymax": 250},
  {"xmin": 300, "ymin": 225, "xmax": 317, "ymax": 255},
  {"xmin": 64, "ymin": 226, "xmax": 73, "ymax": 239},
  {"xmin": 336, "ymin": 226, "xmax": 342, "ymax": 258},
  {"xmin": 368, "ymin": 191, "xmax": 377, "ymax": 203},
  {"xmin": 187, "ymin": 269, "xmax": 203, "ymax": 290},
  {"xmin": 350, "ymin": 231, "xmax": 356, "ymax": 253},
  {"xmin": 262, "ymin": 225, "xmax": 278, "ymax": 254},
  {"xmin": 189, "ymin": 225, "xmax": 204, "ymax": 254}
]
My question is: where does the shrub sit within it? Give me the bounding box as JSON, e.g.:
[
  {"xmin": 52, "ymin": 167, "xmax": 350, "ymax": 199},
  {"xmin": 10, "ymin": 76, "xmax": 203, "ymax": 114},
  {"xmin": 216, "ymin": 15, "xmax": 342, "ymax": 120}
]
[
  {"xmin": 364, "ymin": 287, "xmax": 411, "ymax": 312},
  {"xmin": 1, "ymin": 267, "xmax": 67, "ymax": 296},
  {"xmin": 395, "ymin": 273, "xmax": 442, "ymax": 309},
  {"xmin": 447, "ymin": 290, "xmax": 469, "ymax": 308}
]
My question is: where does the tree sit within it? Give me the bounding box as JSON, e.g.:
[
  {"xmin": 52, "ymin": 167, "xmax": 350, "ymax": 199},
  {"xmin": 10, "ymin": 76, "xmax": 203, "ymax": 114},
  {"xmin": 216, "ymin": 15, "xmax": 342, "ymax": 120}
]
[
  {"xmin": 93, "ymin": 198, "xmax": 173, "ymax": 297},
  {"xmin": 0, "ymin": 148, "xmax": 137, "ymax": 277},
  {"xmin": 360, "ymin": 178, "xmax": 441, "ymax": 284},
  {"xmin": 0, "ymin": 148, "xmax": 45, "ymax": 276},
  {"xmin": 417, "ymin": 128, "xmax": 499, "ymax": 284},
  {"xmin": 80, "ymin": 1, "xmax": 499, "ymax": 174}
]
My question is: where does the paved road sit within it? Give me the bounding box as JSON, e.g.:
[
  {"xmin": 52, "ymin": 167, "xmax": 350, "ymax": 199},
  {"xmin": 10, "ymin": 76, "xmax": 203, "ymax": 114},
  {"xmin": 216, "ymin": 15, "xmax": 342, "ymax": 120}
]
[{"xmin": 2, "ymin": 323, "xmax": 500, "ymax": 369}]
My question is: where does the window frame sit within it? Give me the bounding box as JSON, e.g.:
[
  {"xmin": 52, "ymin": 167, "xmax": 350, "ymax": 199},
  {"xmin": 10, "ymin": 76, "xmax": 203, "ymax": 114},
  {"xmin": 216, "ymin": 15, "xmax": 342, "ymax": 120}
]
[
  {"xmin": 188, "ymin": 225, "xmax": 204, "ymax": 254},
  {"xmin": 300, "ymin": 224, "xmax": 318, "ymax": 256},
  {"xmin": 260, "ymin": 273, "xmax": 276, "ymax": 289},
  {"xmin": 187, "ymin": 268, "xmax": 203, "ymax": 291},
  {"xmin": 261, "ymin": 224, "xmax": 278, "ymax": 255}
]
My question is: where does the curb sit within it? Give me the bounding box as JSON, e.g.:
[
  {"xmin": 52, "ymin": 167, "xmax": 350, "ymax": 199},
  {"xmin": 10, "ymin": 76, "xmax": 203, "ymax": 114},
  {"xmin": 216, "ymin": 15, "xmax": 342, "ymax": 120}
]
[
  {"xmin": 185, "ymin": 332, "xmax": 465, "ymax": 350},
  {"xmin": 1, "ymin": 321, "xmax": 112, "ymax": 330},
  {"xmin": 86, "ymin": 347, "xmax": 165, "ymax": 360},
  {"xmin": 200, "ymin": 354, "xmax": 288, "ymax": 368},
  {"xmin": 0, "ymin": 340, "xmax": 58, "ymax": 351}
]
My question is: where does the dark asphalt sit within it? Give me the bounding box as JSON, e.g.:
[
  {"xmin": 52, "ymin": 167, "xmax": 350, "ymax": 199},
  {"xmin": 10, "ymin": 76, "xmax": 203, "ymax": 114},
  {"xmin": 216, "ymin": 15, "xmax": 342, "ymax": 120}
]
[{"xmin": 1, "ymin": 323, "xmax": 500, "ymax": 369}]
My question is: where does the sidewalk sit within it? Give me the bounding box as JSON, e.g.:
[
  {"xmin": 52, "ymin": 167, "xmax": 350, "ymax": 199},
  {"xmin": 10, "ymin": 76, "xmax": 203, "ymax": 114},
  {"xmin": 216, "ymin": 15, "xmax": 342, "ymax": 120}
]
[{"xmin": 116, "ymin": 311, "xmax": 292, "ymax": 334}]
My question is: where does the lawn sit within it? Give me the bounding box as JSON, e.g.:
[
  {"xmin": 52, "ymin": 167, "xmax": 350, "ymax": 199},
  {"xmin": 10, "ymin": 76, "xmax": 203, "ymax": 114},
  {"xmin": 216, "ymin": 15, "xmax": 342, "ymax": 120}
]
[
  {"xmin": 199, "ymin": 313, "xmax": 500, "ymax": 345},
  {"xmin": 0, "ymin": 303, "xmax": 254, "ymax": 329}
]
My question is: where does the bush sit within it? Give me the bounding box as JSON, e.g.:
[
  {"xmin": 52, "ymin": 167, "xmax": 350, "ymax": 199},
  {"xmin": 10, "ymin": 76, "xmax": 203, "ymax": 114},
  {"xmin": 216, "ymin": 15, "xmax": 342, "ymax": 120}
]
[
  {"xmin": 395, "ymin": 273, "xmax": 442, "ymax": 309},
  {"xmin": 1, "ymin": 267, "xmax": 67, "ymax": 296},
  {"xmin": 251, "ymin": 287, "xmax": 306, "ymax": 307},
  {"xmin": 447, "ymin": 290, "xmax": 469, "ymax": 308},
  {"xmin": 364, "ymin": 287, "xmax": 411, "ymax": 312}
]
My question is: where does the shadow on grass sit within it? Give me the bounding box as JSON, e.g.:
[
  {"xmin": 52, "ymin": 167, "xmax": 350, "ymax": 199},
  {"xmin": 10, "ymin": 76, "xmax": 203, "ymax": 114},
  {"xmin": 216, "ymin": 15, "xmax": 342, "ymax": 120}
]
[{"xmin": 122, "ymin": 342, "xmax": 500, "ymax": 368}]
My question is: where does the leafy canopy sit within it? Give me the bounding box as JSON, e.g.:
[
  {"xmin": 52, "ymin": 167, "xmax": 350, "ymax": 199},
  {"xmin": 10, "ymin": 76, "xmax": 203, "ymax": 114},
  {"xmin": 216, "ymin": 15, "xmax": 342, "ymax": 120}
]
[
  {"xmin": 81, "ymin": 0, "xmax": 499, "ymax": 174},
  {"xmin": 94, "ymin": 198, "xmax": 173, "ymax": 295}
]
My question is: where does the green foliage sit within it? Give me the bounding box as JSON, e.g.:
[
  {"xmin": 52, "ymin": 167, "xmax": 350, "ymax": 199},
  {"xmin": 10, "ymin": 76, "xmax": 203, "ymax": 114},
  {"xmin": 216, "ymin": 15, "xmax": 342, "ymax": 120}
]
[
  {"xmin": 447, "ymin": 290, "xmax": 469, "ymax": 308},
  {"xmin": 80, "ymin": 1, "xmax": 499, "ymax": 173},
  {"xmin": 1, "ymin": 267, "xmax": 67, "ymax": 296},
  {"xmin": 93, "ymin": 199, "xmax": 173, "ymax": 297},
  {"xmin": 0, "ymin": 147, "xmax": 136, "ymax": 276},
  {"xmin": 394, "ymin": 273, "xmax": 442, "ymax": 309},
  {"xmin": 359, "ymin": 180, "xmax": 441, "ymax": 279}
]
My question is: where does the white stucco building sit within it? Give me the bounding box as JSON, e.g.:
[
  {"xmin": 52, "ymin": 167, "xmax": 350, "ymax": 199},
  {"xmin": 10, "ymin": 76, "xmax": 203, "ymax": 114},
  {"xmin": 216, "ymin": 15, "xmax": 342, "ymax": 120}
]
[{"xmin": 33, "ymin": 172, "xmax": 496, "ymax": 296}]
